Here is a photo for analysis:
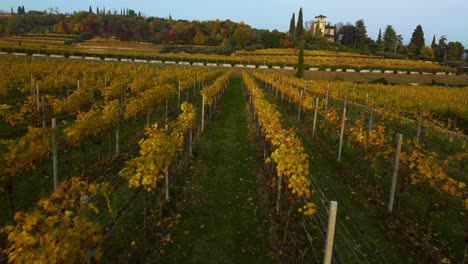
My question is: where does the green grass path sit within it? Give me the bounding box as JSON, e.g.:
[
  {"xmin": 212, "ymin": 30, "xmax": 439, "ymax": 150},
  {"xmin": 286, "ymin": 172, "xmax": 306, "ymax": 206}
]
[{"xmin": 161, "ymin": 75, "xmax": 270, "ymax": 263}]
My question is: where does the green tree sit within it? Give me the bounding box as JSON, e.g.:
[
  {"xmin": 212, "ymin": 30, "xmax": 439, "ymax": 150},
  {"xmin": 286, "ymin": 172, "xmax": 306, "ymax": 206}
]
[
  {"xmin": 383, "ymin": 25, "xmax": 397, "ymax": 53},
  {"xmin": 438, "ymin": 35, "xmax": 447, "ymax": 61},
  {"xmin": 446, "ymin": 41, "xmax": 464, "ymax": 61},
  {"xmin": 376, "ymin": 28, "xmax": 382, "ymax": 45},
  {"xmin": 431, "ymin": 34, "xmax": 437, "ymax": 49},
  {"xmin": 354, "ymin": 19, "xmax": 368, "ymax": 48},
  {"xmin": 289, "ymin": 12, "xmax": 295, "ymax": 36},
  {"xmin": 89, "ymin": 6, "xmax": 93, "ymax": 13},
  {"xmin": 295, "ymin": 41, "xmax": 304, "ymax": 78},
  {"xmin": 5, "ymin": 15, "xmax": 18, "ymax": 35},
  {"xmin": 338, "ymin": 23, "xmax": 355, "ymax": 47},
  {"xmin": 408, "ymin": 25, "xmax": 425, "ymax": 57},
  {"xmin": 296, "ymin": 8, "xmax": 304, "ymax": 42},
  {"xmin": 233, "ymin": 22, "xmax": 249, "ymax": 49}
]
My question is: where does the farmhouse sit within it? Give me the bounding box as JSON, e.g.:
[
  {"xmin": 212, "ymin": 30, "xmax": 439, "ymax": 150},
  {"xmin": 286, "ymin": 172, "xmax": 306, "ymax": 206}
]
[{"xmin": 311, "ymin": 15, "xmax": 335, "ymax": 42}]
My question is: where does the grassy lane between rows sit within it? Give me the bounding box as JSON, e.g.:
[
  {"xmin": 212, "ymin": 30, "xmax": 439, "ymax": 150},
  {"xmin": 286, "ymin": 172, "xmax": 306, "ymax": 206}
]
[{"xmin": 160, "ymin": 75, "xmax": 271, "ymax": 264}]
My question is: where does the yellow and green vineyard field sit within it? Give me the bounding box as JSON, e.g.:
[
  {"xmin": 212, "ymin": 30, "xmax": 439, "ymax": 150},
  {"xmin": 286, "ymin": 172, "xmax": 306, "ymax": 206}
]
[
  {"xmin": 0, "ymin": 34, "xmax": 458, "ymax": 73},
  {"xmin": 0, "ymin": 54, "xmax": 466, "ymax": 263}
]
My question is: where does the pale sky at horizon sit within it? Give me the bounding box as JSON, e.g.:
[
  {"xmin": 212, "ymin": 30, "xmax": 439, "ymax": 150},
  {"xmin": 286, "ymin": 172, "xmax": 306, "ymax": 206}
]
[{"xmin": 2, "ymin": 0, "xmax": 467, "ymax": 47}]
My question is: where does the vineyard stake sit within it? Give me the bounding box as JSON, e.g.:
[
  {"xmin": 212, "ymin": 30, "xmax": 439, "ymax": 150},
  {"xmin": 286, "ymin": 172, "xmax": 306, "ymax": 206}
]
[
  {"xmin": 337, "ymin": 107, "xmax": 346, "ymax": 162},
  {"xmin": 178, "ymin": 81, "xmax": 181, "ymax": 107},
  {"xmin": 324, "ymin": 201, "xmax": 338, "ymax": 264},
  {"xmin": 165, "ymin": 124, "xmax": 170, "ymax": 201},
  {"xmin": 189, "ymin": 127, "xmax": 193, "ymax": 156},
  {"xmin": 201, "ymin": 95, "xmax": 205, "ymax": 133},
  {"xmin": 312, "ymin": 97, "xmax": 319, "ymax": 139},
  {"xmin": 368, "ymin": 99, "xmax": 374, "ymax": 130},
  {"xmin": 325, "ymin": 89, "xmax": 329, "ymax": 110},
  {"xmin": 115, "ymin": 105, "xmax": 120, "ymax": 155},
  {"xmin": 52, "ymin": 118, "xmax": 58, "ymax": 190},
  {"xmin": 276, "ymin": 174, "xmax": 282, "ymax": 215},
  {"xmin": 41, "ymin": 96, "xmax": 46, "ymax": 129},
  {"xmin": 36, "ymin": 84, "xmax": 40, "ymax": 112},
  {"xmin": 416, "ymin": 112, "xmax": 423, "ymax": 144},
  {"xmin": 388, "ymin": 134, "xmax": 403, "ymax": 213},
  {"xmin": 209, "ymin": 104, "xmax": 212, "ymax": 119},
  {"xmin": 165, "ymin": 99, "xmax": 168, "ymax": 118},
  {"xmin": 297, "ymin": 89, "xmax": 303, "ymax": 122}
]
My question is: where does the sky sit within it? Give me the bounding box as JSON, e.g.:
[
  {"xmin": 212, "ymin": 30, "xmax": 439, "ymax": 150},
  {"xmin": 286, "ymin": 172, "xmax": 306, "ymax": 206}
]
[{"xmin": 2, "ymin": 0, "xmax": 468, "ymax": 47}]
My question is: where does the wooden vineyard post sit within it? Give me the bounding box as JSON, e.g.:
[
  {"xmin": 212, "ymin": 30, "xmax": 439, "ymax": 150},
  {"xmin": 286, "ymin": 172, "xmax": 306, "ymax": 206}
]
[
  {"xmin": 193, "ymin": 78, "xmax": 196, "ymax": 97},
  {"xmin": 178, "ymin": 81, "xmax": 181, "ymax": 107},
  {"xmin": 214, "ymin": 92, "xmax": 217, "ymax": 109},
  {"xmin": 165, "ymin": 99, "xmax": 168, "ymax": 118},
  {"xmin": 416, "ymin": 112, "xmax": 423, "ymax": 144},
  {"xmin": 276, "ymin": 174, "xmax": 282, "ymax": 215},
  {"xmin": 36, "ymin": 84, "xmax": 40, "ymax": 112},
  {"xmin": 312, "ymin": 97, "xmax": 319, "ymax": 139},
  {"xmin": 146, "ymin": 109, "xmax": 151, "ymax": 128},
  {"xmin": 165, "ymin": 124, "xmax": 170, "ymax": 201},
  {"xmin": 325, "ymin": 86, "xmax": 329, "ymax": 110},
  {"xmin": 189, "ymin": 127, "xmax": 193, "ymax": 156},
  {"xmin": 337, "ymin": 106, "xmax": 347, "ymax": 162},
  {"xmin": 201, "ymin": 95, "xmax": 205, "ymax": 133},
  {"xmin": 52, "ymin": 118, "xmax": 58, "ymax": 191},
  {"xmin": 297, "ymin": 89, "xmax": 303, "ymax": 122},
  {"xmin": 388, "ymin": 134, "xmax": 403, "ymax": 213},
  {"xmin": 209, "ymin": 103, "xmax": 212, "ymax": 119},
  {"xmin": 115, "ymin": 105, "xmax": 120, "ymax": 155},
  {"xmin": 41, "ymin": 96, "xmax": 46, "ymax": 129},
  {"xmin": 368, "ymin": 99, "xmax": 374, "ymax": 130},
  {"xmin": 324, "ymin": 201, "xmax": 338, "ymax": 264},
  {"xmin": 276, "ymin": 138, "xmax": 284, "ymax": 215}
]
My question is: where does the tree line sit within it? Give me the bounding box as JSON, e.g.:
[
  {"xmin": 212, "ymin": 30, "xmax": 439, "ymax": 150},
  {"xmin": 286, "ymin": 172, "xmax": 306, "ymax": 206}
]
[{"xmin": 0, "ymin": 6, "xmax": 466, "ymax": 62}]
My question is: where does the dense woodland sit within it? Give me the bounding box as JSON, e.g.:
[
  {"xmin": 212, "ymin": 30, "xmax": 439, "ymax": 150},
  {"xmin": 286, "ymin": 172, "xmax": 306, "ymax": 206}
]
[{"xmin": 0, "ymin": 6, "xmax": 467, "ymax": 61}]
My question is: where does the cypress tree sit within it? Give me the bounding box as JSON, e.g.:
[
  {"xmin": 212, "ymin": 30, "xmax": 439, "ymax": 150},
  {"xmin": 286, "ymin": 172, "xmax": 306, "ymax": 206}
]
[
  {"xmin": 289, "ymin": 13, "xmax": 295, "ymax": 36},
  {"xmin": 295, "ymin": 42, "xmax": 304, "ymax": 78},
  {"xmin": 409, "ymin": 25, "xmax": 425, "ymax": 56},
  {"xmin": 296, "ymin": 8, "xmax": 304, "ymax": 41},
  {"xmin": 376, "ymin": 29, "xmax": 382, "ymax": 45},
  {"xmin": 89, "ymin": 5, "xmax": 93, "ymax": 13},
  {"xmin": 431, "ymin": 34, "xmax": 437, "ymax": 49}
]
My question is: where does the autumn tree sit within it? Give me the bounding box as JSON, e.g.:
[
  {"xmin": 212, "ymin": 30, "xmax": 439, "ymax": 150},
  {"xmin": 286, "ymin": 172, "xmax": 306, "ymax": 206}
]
[
  {"xmin": 420, "ymin": 46, "xmax": 435, "ymax": 60},
  {"xmin": 233, "ymin": 22, "xmax": 249, "ymax": 49},
  {"xmin": 5, "ymin": 15, "xmax": 18, "ymax": 35}
]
